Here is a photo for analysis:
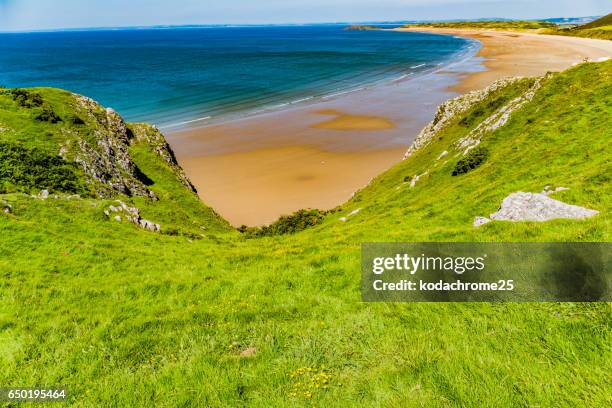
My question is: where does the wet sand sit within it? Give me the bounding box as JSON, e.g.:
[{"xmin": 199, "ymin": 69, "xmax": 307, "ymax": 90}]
[
  {"xmin": 168, "ymin": 30, "xmax": 612, "ymax": 226},
  {"xmin": 311, "ymin": 109, "xmax": 396, "ymax": 131},
  {"xmin": 181, "ymin": 145, "xmax": 404, "ymax": 227}
]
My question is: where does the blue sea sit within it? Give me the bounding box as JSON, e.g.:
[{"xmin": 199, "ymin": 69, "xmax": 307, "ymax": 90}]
[{"xmin": 0, "ymin": 25, "xmax": 475, "ymax": 129}]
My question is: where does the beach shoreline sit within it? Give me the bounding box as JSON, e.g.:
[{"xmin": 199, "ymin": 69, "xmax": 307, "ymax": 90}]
[
  {"xmin": 395, "ymin": 27, "xmax": 612, "ymax": 92},
  {"xmin": 168, "ymin": 29, "xmax": 612, "ymax": 226}
]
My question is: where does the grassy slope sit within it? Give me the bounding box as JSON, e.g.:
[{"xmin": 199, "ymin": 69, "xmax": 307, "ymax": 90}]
[
  {"xmin": 566, "ymin": 14, "xmax": 612, "ymax": 40},
  {"xmin": 1, "ymin": 62, "xmax": 611, "ymax": 407},
  {"xmin": 577, "ymin": 13, "xmax": 612, "ymax": 30},
  {"xmin": 0, "ymin": 87, "xmax": 231, "ymax": 236}
]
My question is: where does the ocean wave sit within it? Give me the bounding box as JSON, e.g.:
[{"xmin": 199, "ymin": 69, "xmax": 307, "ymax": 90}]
[{"xmin": 162, "ymin": 115, "xmax": 212, "ymax": 129}]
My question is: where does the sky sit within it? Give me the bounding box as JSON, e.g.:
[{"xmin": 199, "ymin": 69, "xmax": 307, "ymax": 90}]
[{"xmin": 0, "ymin": 0, "xmax": 609, "ymax": 31}]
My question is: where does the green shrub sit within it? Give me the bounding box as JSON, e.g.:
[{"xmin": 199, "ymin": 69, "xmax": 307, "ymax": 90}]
[
  {"xmin": 0, "ymin": 141, "xmax": 86, "ymax": 194},
  {"xmin": 66, "ymin": 113, "xmax": 85, "ymax": 125},
  {"xmin": 241, "ymin": 209, "xmax": 328, "ymax": 237},
  {"xmin": 452, "ymin": 146, "xmax": 489, "ymax": 176},
  {"xmin": 8, "ymin": 89, "xmax": 44, "ymax": 108},
  {"xmin": 35, "ymin": 104, "xmax": 62, "ymax": 123}
]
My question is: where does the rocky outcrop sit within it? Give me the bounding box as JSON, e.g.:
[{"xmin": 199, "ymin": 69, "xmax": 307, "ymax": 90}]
[
  {"xmin": 404, "ymin": 77, "xmax": 524, "ymax": 159},
  {"xmin": 456, "ymin": 75, "xmax": 547, "ymax": 154},
  {"xmin": 542, "ymin": 186, "xmax": 570, "ymax": 196},
  {"xmin": 104, "ymin": 200, "xmax": 161, "ymax": 232},
  {"xmin": 128, "ymin": 123, "xmax": 197, "ymax": 193},
  {"xmin": 474, "ymin": 190, "xmax": 599, "ymax": 227},
  {"xmin": 339, "ymin": 208, "xmax": 362, "ymax": 222},
  {"xmin": 2, "ymin": 199, "xmax": 12, "ymax": 214},
  {"xmin": 410, "ymin": 171, "xmax": 429, "ymax": 188},
  {"xmin": 473, "ymin": 216, "xmax": 491, "ymax": 227},
  {"xmin": 63, "ymin": 97, "xmax": 157, "ymax": 199},
  {"xmin": 65, "ymin": 94, "xmax": 196, "ymax": 199}
]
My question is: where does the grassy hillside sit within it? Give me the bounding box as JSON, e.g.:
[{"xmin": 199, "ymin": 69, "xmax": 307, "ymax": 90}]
[
  {"xmin": 404, "ymin": 18, "xmax": 612, "ymax": 40},
  {"xmin": 562, "ymin": 27, "xmax": 612, "ymax": 40},
  {"xmin": 560, "ymin": 13, "xmax": 612, "ymax": 40},
  {"xmin": 1, "ymin": 61, "xmax": 611, "ymax": 406},
  {"xmin": 0, "ymin": 87, "xmax": 231, "ymax": 236},
  {"xmin": 576, "ymin": 13, "xmax": 612, "ymax": 30},
  {"xmin": 403, "ymin": 20, "xmax": 557, "ymax": 31}
]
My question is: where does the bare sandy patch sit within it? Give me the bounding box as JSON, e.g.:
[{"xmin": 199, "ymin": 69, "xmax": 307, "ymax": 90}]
[{"xmin": 311, "ymin": 109, "xmax": 396, "ymax": 131}]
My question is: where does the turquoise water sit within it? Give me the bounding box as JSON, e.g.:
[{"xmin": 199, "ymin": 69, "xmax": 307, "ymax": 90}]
[{"xmin": 0, "ymin": 25, "xmax": 474, "ymax": 129}]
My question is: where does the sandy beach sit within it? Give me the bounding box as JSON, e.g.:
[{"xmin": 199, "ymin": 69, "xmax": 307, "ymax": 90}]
[
  {"xmin": 168, "ymin": 29, "xmax": 612, "ymax": 226},
  {"xmin": 397, "ymin": 28, "xmax": 612, "ymax": 92}
]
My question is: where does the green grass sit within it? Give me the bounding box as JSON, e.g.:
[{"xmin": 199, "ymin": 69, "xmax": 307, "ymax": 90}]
[
  {"xmin": 555, "ymin": 26, "xmax": 612, "ymax": 40},
  {"xmin": 575, "ymin": 13, "xmax": 612, "ymax": 30},
  {"xmin": 0, "ymin": 141, "xmax": 87, "ymax": 195},
  {"xmin": 0, "ymin": 61, "xmax": 611, "ymax": 406}
]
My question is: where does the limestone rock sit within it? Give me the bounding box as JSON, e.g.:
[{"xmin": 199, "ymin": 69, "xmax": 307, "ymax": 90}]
[
  {"xmin": 39, "ymin": 190, "xmax": 49, "ymax": 199},
  {"xmin": 139, "ymin": 219, "xmax": 161, "ymax": 232},
  {"xmin": 437, "ymin": 151, "xmax": 448, "ymax": 160},
  {"xmin": 410, "ymin": 171, "xmax": 429, "ymax": 188},
  {"xmin": 128, "ymin": 123, "xmax": 197, "ymax": 193},
  {"xmin": 2, "ymin": 202, "xmax": 12, "ymax": 214},
  {"xmin": 456, "ymin": 76, "xmax": 547, "ymax": 155},
  {"xmin": 105, "ymin": 200, "xmax": 161, "ymax": 232},
  {"xmin": 404, "ymin": 77, "xmax": 523, "ymax": 159},
  {"xmin": 339, "ymin": 208, "xmax": 362, "ymax": 222},
  {"xmin": 68, "ymin": 95, "xmax": 157, "ymax": 199},
  {"xmin": 542, "ymin": 186, "xmax": 570, "ymax": 196},
  {"xmin": 490, "ymin": 192, "xmax": 598, "ymax": 222},
  {"xmin": 473, "ymin": 216, "xmax": 491, "ymax": 228}
]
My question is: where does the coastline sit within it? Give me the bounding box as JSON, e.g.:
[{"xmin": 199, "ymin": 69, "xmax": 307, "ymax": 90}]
[
  {"xmin": 168, "ymin": 29, "xmax": 612, "ymax": 226},
  {"xmin": 395, "ymin": 27, "xmax": 612, "ymax": 92}
]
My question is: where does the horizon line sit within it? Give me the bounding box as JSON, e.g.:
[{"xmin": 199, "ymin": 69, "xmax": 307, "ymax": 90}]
[{"xmin": 0, "ymin": 14, "xmax": 600, "ymax": 34}]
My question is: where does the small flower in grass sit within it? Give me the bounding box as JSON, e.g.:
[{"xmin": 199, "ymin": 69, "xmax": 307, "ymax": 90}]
[{"xmin": 288, "ymin": 365, "xmax": 334, "ymax": 399}]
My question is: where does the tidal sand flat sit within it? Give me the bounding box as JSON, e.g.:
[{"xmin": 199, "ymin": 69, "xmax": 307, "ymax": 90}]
[{"xmin": 311, "ymin": 109, "xmax": 396, "ymax": 131}]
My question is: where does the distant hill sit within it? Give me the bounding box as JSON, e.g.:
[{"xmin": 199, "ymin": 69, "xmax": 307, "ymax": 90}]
[
  {"xmin": 575, "ymin": 13, "xmax": 612, "ymax": 30},
  {"xmin": 344, "ymin": 25, "xmax": 380, "ymax": 31},
  {"xmin": 403, "ymin": 20, "xmax": 556, "ymax": 31},
  {"xmin": 404, "ymin": 17, "xmax": 612, "ymax": 40}
]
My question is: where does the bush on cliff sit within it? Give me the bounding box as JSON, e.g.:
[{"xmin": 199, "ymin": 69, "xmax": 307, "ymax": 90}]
[
  {"xmin": 240, "ymin": 209, "xmax": 328, "ymax": 237},
  {"xmin": 8, "ymin": 88, "xmax": 44, "ymax": 108},
  {"xmin": 452, "ymin": 146, "xmax": 489, "ymax": 176},
  {"xmin": 35, "ymin": 104, "xmax": 63, "ymax": 123},
  {"xmin": 0, "ymin": 141, "xmax": 86, "ymax": 194}
]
